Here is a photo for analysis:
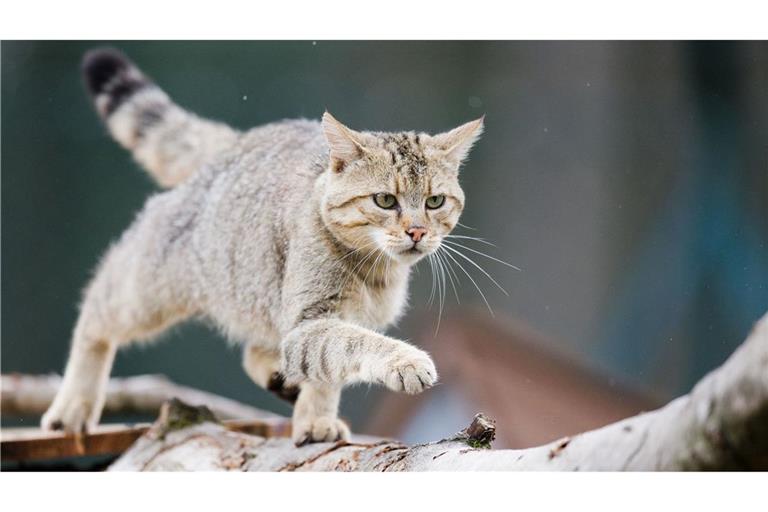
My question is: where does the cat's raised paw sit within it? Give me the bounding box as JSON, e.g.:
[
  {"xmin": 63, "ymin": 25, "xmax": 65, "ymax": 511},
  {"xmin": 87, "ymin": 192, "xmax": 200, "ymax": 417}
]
[
  {"xmin": 384, "ymin": 351, "xmax": 438, "ymax": 394},
  {"xmin": 293, "ymin": 416, "xmax": 351, "ymax": 446}
]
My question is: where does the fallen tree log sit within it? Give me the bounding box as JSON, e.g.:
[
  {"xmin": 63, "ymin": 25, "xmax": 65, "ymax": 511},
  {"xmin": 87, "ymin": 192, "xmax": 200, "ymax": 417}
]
[{"xmin": 111, "ymin": 312, "xmax": 768, "ymax": 471}]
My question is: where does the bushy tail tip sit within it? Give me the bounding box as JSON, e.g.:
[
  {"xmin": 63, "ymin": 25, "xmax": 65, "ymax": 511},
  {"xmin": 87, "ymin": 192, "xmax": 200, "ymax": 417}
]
[
  {"xmin": 80, "ymin": 48, "xmax": 239, "ymax": 188},
  {"xmin": 81, "ymin": 47, "xmax": 151, "ymax": 116}
]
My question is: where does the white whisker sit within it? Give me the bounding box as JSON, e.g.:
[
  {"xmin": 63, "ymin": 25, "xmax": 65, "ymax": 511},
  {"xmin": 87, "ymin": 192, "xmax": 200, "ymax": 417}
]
[
  {"xmin": 445, "ymin": 234, "xmax": 496, "ymax": 247},
  {"xmin": 339, "ymin": 244, "xmax": 381, "ymax": 292},
  {"xmin": 363, "ymin": 250, "xmax": 385, "ymax": 287},
  {"xmin": 442, "ymin": 240, "xmax": 521, "ymax": 271},
  {"xmin": 434, "ymin": 250, "xmax": 445, "ymax": 334},
  {"xmin": 337, "ymin": 238, "xmax": 378, "ymax": 263},
  {"xmin": 441, "ymin": 246, "xmax": 494, "ymax": 316},
  {"xmin": 442, "ymin": 243, "xmax": 509, "ymax": 296},
  {"xmin": 427, "ymin": 254, "xmax": 437, "ymax": 306},
  {"xmin": 435, "ymin": 247, "xmax": 460, "ymax": 303}
]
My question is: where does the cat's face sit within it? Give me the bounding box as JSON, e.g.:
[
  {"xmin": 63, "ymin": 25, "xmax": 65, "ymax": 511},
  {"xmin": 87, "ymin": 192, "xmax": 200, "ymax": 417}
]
[{"xmin": 320, "ymin": 113, "xmax": 483, "ymax": 265}]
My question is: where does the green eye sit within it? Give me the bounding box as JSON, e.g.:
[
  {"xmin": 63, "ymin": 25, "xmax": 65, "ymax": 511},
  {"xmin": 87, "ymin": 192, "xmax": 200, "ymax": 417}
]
[
  {"xmin": 425, "ymin": 195, "xmax": 446, "ymax": 209},
  {"xmin": 373, "ymin": 193, "xmax": 397, "ymax": 209}
]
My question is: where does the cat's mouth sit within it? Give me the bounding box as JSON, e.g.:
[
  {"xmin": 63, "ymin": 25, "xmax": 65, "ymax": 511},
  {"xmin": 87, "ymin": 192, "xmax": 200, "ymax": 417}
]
[
  {"xmin": 398, "ymin": 243, "xmax": 432, "ymax": 258},
  {"xmin": 390, "ymin": 240, "xmax": 435, "ymax": 261}
]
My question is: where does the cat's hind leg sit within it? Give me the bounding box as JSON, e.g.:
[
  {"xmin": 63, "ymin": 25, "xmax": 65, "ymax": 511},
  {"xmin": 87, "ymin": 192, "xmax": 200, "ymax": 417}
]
[
  {"xmin": 40, "ymin": 307, "xmax": 118, "ymax": 434},
  {"xmin": 41, "ymin": 232, "xmax": 195, "ymax": 433},
  {"xmin": 242, "ymin": 344, "xmax": 299, "ymax": 404}
]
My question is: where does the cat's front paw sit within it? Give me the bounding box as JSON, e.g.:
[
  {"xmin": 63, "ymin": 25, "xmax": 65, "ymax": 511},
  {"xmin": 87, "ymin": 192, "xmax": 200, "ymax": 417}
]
[
  {"xmin": 383, "ymin": 348, "xmax": 438, "ymax": 394},
  {"xmin": 292, "ymin": 416, "xmax": 351, "ymax": 446},
  {"xmin": 41, "ymin": 392, "xmax": 98, "ymax": 434}
]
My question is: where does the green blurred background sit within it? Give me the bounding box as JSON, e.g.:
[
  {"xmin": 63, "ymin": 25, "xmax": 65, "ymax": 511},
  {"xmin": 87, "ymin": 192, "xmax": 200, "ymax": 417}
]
[{"xmin": 2, "ymin": 41, "xmax": 767, "ymax": 433}]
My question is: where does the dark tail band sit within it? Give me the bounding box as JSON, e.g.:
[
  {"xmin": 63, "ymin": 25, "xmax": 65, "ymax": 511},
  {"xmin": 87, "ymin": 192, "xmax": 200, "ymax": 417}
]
[
  {"xmin": 81, "ymin": 47, "xmax": 239, "ymax": 188},
  {"xmin": 82, "ymin": 48, "xmax": 151, "ymax": 117}
]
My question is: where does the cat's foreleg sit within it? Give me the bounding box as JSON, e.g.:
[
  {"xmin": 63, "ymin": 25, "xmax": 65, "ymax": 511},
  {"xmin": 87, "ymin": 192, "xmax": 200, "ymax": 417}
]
[
  {"xmin": 281, "ymin": 319, "xmax": 438, "ymax": 393},
  {"xmin": 244, "ymin": 342, "xmax": 346, "ymax": 444},
  {"xmin": 280, "ymin": 319, "xmax": 435, "ymax": 444},
  {"xmin": 291, "ymin": 382, "xmax": 350, "ymax": 445}
]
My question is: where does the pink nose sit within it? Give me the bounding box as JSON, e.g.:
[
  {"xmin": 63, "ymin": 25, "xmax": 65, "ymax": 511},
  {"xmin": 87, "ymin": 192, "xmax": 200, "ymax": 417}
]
[{"xmin": 406, "ymin": 226, "xmax": 428, "ymax": 243}]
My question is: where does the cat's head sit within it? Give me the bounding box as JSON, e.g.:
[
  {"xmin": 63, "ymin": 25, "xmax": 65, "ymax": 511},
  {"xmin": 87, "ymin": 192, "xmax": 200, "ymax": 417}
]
[{"xmin": 320, "ymin": 112, "xmax": 483, "ymax": 265}]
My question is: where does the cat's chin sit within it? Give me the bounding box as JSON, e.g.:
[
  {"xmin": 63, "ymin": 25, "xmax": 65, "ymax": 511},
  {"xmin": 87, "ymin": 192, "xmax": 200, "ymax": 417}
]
[{"xmin": 393, "ymin": 247, "xmax": 429, "ymax": 265}]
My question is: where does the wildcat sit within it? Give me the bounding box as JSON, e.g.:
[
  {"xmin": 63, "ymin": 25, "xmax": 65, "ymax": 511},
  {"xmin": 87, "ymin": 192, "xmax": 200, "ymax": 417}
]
[{"xmin": 41, "ymin": 48, "xmax": 483, "ymax": 445}]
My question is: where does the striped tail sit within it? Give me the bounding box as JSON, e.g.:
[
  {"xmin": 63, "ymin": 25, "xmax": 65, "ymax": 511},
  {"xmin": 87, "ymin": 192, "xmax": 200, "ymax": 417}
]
[{"xmin": 82, "ymin": 48, "xmax": 239, "ymax": 188}]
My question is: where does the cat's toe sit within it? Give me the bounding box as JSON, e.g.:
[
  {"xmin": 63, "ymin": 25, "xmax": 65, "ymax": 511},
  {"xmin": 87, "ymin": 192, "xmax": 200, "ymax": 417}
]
[
  {"xmin": 293, "ymin": 416, "xmax": 350, "ymax": 446},
  {"xmin": 385, "ymin": 352, "xmax": 438, "ymax": 394},
  {"xmin": 41, "ymin": 397, "xmax": 94, "ymax": 434}
]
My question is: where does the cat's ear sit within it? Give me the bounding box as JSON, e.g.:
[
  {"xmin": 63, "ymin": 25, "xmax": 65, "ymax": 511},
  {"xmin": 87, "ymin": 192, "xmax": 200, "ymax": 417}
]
[
  {"xmin": 433, "ymin": 116, "xmax": 485, "ymax": 165},
  {"xmin": 322, "ymin": 112, "xmax": 368, "ymax": 172}
]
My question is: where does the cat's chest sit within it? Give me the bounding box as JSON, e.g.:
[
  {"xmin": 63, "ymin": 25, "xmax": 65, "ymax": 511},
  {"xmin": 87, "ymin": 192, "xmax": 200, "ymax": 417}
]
[{"xmin": 342, "ymin": 277, "xmax": 409, "ymax": 330}]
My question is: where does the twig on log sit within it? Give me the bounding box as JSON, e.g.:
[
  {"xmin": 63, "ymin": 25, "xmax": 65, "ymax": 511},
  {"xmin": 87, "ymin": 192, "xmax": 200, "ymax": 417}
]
[
  {"xmin": 111, "ymin": 312, "xmax": 768, "ymax": 471},
  {"xmin": 447, "ymin": 413, "xmax": 496, "ymax": 448}
]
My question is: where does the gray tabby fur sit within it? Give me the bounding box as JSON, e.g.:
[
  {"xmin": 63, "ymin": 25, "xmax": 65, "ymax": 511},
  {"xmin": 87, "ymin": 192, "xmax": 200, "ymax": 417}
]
[{"xmin": 42, "ymin": 48, "xmax": 483, "ymax": 444}]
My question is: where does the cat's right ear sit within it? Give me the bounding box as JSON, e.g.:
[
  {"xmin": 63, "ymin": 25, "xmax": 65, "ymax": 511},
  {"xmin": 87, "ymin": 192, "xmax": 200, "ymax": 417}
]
[
  {"xmin": 322, "ymin": 112, "xmax": 368, "ymax": 172},
  {"xmin": 432, "ymin": 116, "xmax": 485, "ymax": 166}
]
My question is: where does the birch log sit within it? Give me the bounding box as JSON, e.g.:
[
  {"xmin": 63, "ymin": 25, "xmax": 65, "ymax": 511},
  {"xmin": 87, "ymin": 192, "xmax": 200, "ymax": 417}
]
[{"xmin": 111, "ymin": 312, "xmax": 768, "ymax": 471}]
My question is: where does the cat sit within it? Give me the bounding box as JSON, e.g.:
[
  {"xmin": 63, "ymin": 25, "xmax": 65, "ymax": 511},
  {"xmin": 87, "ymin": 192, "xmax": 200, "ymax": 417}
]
[{"xmin": 41, "ymin": 48, "xmax": 483, "ymax": 445}]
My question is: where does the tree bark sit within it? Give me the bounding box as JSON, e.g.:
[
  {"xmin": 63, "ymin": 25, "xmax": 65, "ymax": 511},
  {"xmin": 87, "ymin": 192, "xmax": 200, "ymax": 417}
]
[{"xmin": 110, "ymin": 312, "xmax": 768, "ymax": 471}]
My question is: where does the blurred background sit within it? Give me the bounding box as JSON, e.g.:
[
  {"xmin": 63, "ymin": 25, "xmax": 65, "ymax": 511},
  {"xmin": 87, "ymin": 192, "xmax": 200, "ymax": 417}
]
[{"xmin": 2, "ymin": 41, "xmax": 767, "ymax": 448}]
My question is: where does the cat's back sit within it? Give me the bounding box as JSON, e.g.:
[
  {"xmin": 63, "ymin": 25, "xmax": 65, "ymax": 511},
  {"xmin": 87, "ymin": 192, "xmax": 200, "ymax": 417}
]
[
  {"xmin": 185, "ymin": 117, "xmax": 328, "ymax": 233},
  {"xmin": 239, "ymin": 117, "xmax": 326, "ymax": 179},
  {"xmin": 177, "ymin": 117, "xmax": 329, "ymax": 340}
]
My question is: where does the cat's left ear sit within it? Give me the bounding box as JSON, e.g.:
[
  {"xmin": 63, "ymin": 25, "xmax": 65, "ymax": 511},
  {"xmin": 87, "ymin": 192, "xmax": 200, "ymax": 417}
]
[
  {"xmin": 432, "ymin": 116, "xmax": 485, "ymax": 165},
  {"xmin": 322, "ymin": 112, "xmax": 369, "ymax": 172}
]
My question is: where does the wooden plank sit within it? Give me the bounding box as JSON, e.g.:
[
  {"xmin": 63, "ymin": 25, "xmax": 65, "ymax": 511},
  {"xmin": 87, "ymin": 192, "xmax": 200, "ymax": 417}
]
[
  {"xmin": 1, "ymin": 418, "xmax": 292, "ymax": 463},
  {"xmin": 1, "ymin": 424, "xmax": 148, "ymax": 462}
]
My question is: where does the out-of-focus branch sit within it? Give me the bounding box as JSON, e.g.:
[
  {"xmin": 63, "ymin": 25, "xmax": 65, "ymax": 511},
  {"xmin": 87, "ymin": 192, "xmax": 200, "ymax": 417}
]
[{"xmin": 1, "ymin": 373, "xmax": 281, "ymax": 421}]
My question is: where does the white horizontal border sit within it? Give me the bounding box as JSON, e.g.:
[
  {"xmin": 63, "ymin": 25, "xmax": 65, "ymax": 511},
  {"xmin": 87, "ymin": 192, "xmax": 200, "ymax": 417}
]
[
  {"xmin": 0, "ymin": 472, "xmax": 764, "ymax": 512},
  {"xmin": 1, "ymin": 0, "xmax": 767, "ymax": 39}
]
